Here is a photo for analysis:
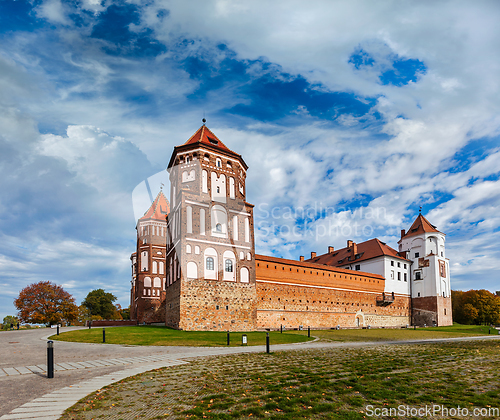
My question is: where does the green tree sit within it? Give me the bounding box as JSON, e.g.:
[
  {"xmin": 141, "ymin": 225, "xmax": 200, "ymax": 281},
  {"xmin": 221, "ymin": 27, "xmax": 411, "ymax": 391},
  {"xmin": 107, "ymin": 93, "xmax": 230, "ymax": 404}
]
[
  {"xmin": 2, "ymin": 315, "xmax": 19, "ymax": 330},
  {"xmin": 82, "ymin": 289, "xmax": 117, "ymax": 319},
  {"xmin": 120, "ymin": 305, "xmax": 131, "ymax": 320},
  {"xmin": 14, "ymin": 281, "xmax": 78, "ymax": 326}
]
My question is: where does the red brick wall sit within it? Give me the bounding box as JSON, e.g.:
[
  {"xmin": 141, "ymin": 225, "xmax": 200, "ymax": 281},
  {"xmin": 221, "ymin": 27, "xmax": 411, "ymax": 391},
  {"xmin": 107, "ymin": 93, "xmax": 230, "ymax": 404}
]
[
  {"xmin": 176, "ymin": 278, "xmax": 257, "ymax": 331},
  {"xmin": 412, "ymin": 296, "xmax": 452, "ymax": 326},
  {"xmin": 256, "ymin": 255, "xmax": 411, "ymax": 329}
]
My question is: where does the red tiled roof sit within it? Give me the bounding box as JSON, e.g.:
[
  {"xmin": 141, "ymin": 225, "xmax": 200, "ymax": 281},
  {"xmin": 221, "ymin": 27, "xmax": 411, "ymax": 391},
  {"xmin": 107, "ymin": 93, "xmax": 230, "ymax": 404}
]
[
  {"xmin": 401, "ymin": 214, "xmax": 441, "ymax": 239},
  {"xmin": 139, "ymin": 190, "xmax": 170, "ymax": 222},
  {"xmin": 183, "ymin": 125, "xmax": 234, "ymax": 154},
  {"xmin": 168, "ymin": 125, "xmax": 248, "ymax": 170},
  {"xmin": 306, "ymin": 238, "xmax": 409, "ymax": 267}
]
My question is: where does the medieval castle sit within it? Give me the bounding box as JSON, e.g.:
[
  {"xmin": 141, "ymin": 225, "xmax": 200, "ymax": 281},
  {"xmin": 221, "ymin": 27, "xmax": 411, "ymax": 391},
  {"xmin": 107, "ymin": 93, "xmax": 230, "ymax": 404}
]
[{"xmin": 130, "ymin": 125, "xmax": 452, "ymax": 330}]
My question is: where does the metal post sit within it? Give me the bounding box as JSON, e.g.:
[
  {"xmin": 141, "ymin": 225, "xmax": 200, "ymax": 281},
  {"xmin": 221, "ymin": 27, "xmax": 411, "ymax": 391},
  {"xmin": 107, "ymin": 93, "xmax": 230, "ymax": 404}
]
[
  {"xmin": 266, "ymin": 332, "xmax": 270, "ymax": 354},
  {"xmin": 88, "ymin": 321, "xmax": 91, "ymax": 329},
  {"xmin": 57, "ymin": 325, "xmax": 59, "ymax": 335},
  {"xmin": 280, "ymin": 324, "xmax": 282, "ymax": 334},
  {"xmin": 489, "ymin": 328, "xmax": 491, "ymax": 334},
  {"xmin": 308, "ymin": 326, "xmax": 310, "ymax": 337},
  {"xmin": 103, "ymin": 328, "xmax": 105, "ymax": 343},
  {"xmin": 227, "ymin": 331, "xmax": 230, "ymax": 346},
  {"xmin": 47, "ymin": 341, "xmax": 54, "ymax": 379}
]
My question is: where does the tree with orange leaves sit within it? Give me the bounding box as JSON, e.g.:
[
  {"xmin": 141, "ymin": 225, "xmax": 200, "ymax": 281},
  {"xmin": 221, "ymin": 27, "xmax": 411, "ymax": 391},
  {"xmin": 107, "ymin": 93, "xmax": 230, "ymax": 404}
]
[{"xmin": 14, "ymin": 281, "xmax": 78, "ymax": 326}]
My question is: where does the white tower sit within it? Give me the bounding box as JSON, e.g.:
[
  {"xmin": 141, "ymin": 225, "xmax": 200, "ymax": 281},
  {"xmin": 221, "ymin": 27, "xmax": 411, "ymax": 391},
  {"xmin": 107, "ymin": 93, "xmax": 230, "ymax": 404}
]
[{"xmin": 398, "ymin": 213, "xmax": 452, "ymax": 326}]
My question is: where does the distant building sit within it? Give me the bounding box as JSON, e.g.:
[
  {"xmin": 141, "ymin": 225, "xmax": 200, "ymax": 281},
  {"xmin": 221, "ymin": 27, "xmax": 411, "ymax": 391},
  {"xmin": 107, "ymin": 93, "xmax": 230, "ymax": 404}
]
[{"xmin": 131, "ymin": 125, "xmax": 452, "ymax": 329}]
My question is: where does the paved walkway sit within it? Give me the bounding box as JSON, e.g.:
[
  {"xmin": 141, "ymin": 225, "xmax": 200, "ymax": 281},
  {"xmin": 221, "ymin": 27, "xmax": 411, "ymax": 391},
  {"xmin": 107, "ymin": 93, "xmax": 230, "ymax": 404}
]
[{"xmin": 1, "ymin": 328, "xmax": 499, "ymax": 420}]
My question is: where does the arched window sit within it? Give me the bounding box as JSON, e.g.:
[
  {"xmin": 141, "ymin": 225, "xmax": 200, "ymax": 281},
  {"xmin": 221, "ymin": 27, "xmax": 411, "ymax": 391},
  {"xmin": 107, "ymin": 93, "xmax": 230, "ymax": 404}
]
[
  {"xmin": 204, "ymin": 248, "xmax": 218, "ymax": 280},
  {"xmin": 202, "ymin": 170, "xmax": 208, "ymax": 193},
  {"xmin": 159, "ymin": 261, "xmax": 164, "ymax": 275},
  {"xmin": 152, "ymin": 261, "xmax": 158, "ymax": 274},
  {"xmin": 186, "ymin": 206, "xmax": 192, "ymax": 234},
  {"xmin": 216, "ymin": 158, "xmax": 222, "ymax": 168},
  {"xmin": 244, "ymin": 218, "xmax": 250, "ymax": 242},
  {"xmin": 233, "ymin": 215, "xmax": 238, "ymax": 240},
  {"xmin": 200, "ymin": 208, "xmax": 205, "ymax": 235},
  {"xmin": 187, "ymin": 262, "xmax": 198, "ymax": 279},
  {"xmin": 144, "ymin": 277, "xmax": 151, "ymax": 287},
  {"xmin": 211, "ymin": 205, "xmax": 227, "ymax": 237},
  {"xmin": 223, "ymin": 250, "xmax": 236, "ymax": 281},
  {"xmin": 229, "ymin": 177, "xmax": 235, "ymax": 199},
  {"xmin": 186, "ymin": 244, "xmax": 192, "ymax": 254},
  {"xmin": 154, "ymin": 277, "xmax": 161, "ymax": 287},
  {"xmin": 240, "ymin": 267, "xmax": 249, "ymax": 283}
]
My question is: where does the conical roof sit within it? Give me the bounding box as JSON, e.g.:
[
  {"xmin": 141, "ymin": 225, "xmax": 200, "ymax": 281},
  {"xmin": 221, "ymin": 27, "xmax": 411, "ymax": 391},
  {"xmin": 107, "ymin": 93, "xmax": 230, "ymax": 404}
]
[
  {"xmin": 139, "ymin": 190, "xmax": 170, "ymax": 222},
  {"xmin": 402, "ymin": 214, "xmax": 441, "ymax": 239}
]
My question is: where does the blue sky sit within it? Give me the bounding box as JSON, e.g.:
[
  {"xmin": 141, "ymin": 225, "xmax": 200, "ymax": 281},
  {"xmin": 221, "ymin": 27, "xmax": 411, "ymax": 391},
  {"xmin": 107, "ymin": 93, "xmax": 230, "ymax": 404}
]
[{"xmin": 1, "ymin": 0, "xmax": 499, "ymax": 320}]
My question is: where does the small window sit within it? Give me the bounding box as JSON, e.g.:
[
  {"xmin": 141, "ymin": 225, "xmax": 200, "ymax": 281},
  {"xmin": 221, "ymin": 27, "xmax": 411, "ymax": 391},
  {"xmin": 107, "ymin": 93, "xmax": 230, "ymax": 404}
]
[
  {"xmin": 225, "ymin": 259, "xmax": 233, "ymax": 272},
  {"xmin": 404, "ymin": 264, "xmax": 407, "ymax": 269},
  {"xmin": 216, "ymin": 223, "xmax": 222, "ymax": 233},
  {"xmin": 208, "ymin": 137, "xmax": 218, "ymax": 145},
  {"xmin": 397, "ymin": 262, "xmax": 401, "ymax": 268},
  {"xmin": 415, "ymin": 271, "xmax": 421, "ymax": 280},
  {"xmin": 418, "ymin": 292, "xmax": 421, "ymax": 297},
  {"xmin": 355, "ymin": 265, "xmax": 360, "ymax": 271},
  {"xmin": 216, "ymin": 305, "xmax": 219, "ymax": 310},
  {"xmin": 398, "ymin": 272, "xmax": 401, "ymax": 281},
  {"xmin": 186, "ymin": 156, "xmax": 190, "ymax": 163},
  {"xmin": 216, "ymin": 158, "xmax": 222, "ymax": 167},
  {"xmin": 441, "ymin": 252, "xmax": 443, "ymax": 256},
  {"xmin": 206, "ymin": 257, "xmax": 214, "ymax": 270},
  {"xmin": 404, "ymin": 273, "xmax": 407, "ymax": 282},
  {"xmin": 415, "ymin": 252, "xmax": 420, "ymax": 258},
  {"xmin": 391, "ymin": 261, "xmax": 394, "ymax": 266},
  {"xmin": 217, "ymin": 186, "xmax": 220, "ymax": 193}
]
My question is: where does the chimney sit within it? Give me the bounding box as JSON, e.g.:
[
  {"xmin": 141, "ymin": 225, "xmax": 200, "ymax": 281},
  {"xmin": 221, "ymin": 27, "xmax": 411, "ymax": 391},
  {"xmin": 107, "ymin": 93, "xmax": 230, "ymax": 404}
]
[
  {"xmin": 299, "ymin": 256, "xmax": 304, "ymax": 262},
  {"xmin": 311, "ymin": 252, "xmax": 316, "ymax": 259},
  {"xmin": 401, "ymin": 229, "xmax": 405, "ymax": 239},
  {"xmin": 347, "ymin": 240, "xmax": 353, "ymax": 248},
  {"xmin": 352, "ymin": 242, "xmax": 357, "ymax": 255},
  {"xmin": 328, "ymin": 246, "xmax": 334, "ymax": 253}
]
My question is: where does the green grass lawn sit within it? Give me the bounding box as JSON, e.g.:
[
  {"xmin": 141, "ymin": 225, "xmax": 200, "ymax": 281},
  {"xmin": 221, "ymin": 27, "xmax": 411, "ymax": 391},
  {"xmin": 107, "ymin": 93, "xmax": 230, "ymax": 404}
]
[
  {"xmin": 50, "ymin": 324, "xmax": 497, "ymax": 347},
  {"xmin": 290, "ymin": 323, "xmax": 498, "ymax": 342},
  {"xmin": 50, "ymin": 326, "xmax": 314, "ymax": 347},
  {"xmin": 60, "ymin": 339, "xmax": 500, "ymax": 419}
]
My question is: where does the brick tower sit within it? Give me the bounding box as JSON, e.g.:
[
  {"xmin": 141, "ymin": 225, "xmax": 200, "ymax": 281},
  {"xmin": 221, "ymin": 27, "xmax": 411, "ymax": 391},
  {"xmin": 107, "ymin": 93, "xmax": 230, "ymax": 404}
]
[
  {"xmin": 130, "ymin": 190, "xmax": 170, "ymax": 323},
  {"xmin": 164, "ymin": 124, "xmax": 257, "ymax": 331},
  {"xmin": 398, "ymin": 212, "xmax": 452, "ymax": 326}
]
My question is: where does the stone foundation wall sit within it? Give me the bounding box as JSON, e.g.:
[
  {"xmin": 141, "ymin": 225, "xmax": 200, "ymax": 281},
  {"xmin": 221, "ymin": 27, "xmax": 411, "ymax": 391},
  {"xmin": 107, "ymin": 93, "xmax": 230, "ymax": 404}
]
[
  {"xmin": 412, "ymin": 296, "xmax": 452, "ymax": 326},
  {"xmin": 165, "ymin": 280, "xmax": 181, "ymax": 329},
  {"xmin": 175, "ymin": 278, "xmax": 257, "ymax": 331}
]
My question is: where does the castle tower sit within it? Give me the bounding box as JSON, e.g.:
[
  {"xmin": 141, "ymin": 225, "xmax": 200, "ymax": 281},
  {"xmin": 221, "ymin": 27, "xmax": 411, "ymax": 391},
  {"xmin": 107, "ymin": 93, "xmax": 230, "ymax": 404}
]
[
  {"xmin": 398, "ymin": 213, "xmax": 452, "ymax": 326},
  {"xmin": 130, "ymin": 190, "xmax": 170, "ymax": 323},
  {"xmin": 164, "ymin": 125, "xmax": 257, "ymax": 331}
]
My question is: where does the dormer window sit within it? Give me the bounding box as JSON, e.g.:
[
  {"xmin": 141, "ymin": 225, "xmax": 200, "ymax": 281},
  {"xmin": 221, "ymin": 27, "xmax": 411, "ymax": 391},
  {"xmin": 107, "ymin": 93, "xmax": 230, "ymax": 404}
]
[{"xmin": 208, "ymin": 136, "xmax": 218, "ymax": 145}]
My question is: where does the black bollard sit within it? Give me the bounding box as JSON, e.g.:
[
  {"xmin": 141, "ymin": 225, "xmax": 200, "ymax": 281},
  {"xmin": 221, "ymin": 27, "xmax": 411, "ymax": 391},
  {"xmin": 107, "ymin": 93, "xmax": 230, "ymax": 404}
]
[
  {"xmin": 280, "ymin": 324, "xmax": 282, "ymax": 334},
  {"xmin": 47, "ymin": 341, "xmax": 54, "ymax": 379},
  {"xmin": 88, "ymin": 321, "xmax": 91, "ymax": 329},
  {"xmin": 489, "ymin": 328, "xmax": 491, "ymax": 334},
  {"xmin": 103, "ymin": 328, "xmax": 105, "ymax": 343},
  {"xmin": 57, "ymin": 325, "xmax": 59, "ymax": 336},
  {"xmin": 308, "ymin": 326, "xmax": 310, "ymax": 338},
  {"xmin": 227, "ymin": 331, "xmax": 230, "ymax": 346},
  {"xmin": 266, "ymin": 332, "xmax": 270, "ymax": 354}
]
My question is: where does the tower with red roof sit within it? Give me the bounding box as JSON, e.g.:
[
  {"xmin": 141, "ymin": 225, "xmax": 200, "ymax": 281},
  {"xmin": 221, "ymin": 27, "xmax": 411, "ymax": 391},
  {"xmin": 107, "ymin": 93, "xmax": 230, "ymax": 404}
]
[
  {"xmin": 398, "ymin": 213, "xmax": 452, "ymax": 326},
  {"xmin": 130, "ymin": 190, "xmax": 170, "ymax": 323},
  {"xmin": 164, "ymin": 124, "xmax": 257, "ymax": 330}
]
